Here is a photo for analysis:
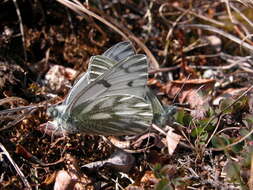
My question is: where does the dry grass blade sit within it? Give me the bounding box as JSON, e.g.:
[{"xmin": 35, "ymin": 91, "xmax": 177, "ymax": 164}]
[
  {"xmin": 56, "ymin": 0, "xmax": 128, "ymax": 39},
  {"xmin": 56, "ymin": 0, "xmax": 160, "ymax": 69},
  {"xmin": 170, "ymin": 3, "xmax": 225, "ymax": 26},
  {"xmin": 233, "ymin": 0, "xmax": 253, "ymax": 7},
  {"xmin": 230, "ymin": 4, "xmax": 253, "ymax": 27},
  {"xmin": 207, "ymin": 85, "xmax": 253, "ymax": 150},
  {"xmin": 212, "ymin": 127, "xmax": 253, "ymax": 151},
  {"xmin": 0, "ymin": 143, "xmax": 32, "ymax": 190},
  {"xmin": 12, "ymin": 0, "xmax": 27, "ymax": 61},
  {"xmin": 0, "ymin": 97, "xmax": 28, "ymax": 107},
  {"xmin": 180, "ymin": 24, "xmax": 253, "ymax": 52},
  {"xmin": 0, "ymin": 105, "xmax": 38, "ymax": 115},
  {"xmin": 0, "ymin": 104, "xmax": 41, "ymax": 132}
]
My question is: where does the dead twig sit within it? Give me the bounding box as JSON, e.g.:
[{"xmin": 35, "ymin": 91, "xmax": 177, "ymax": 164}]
[
  {"xmin": 0, "ymin": 142, "xmax": 31, "ymax": 189},
  {"xmin": 159, "ymin": 4, "xmax": 189, "ymax": 66},
  {"xmin": 16, "ymin": 144, "xmax": 64, "ymax": 167},
  {"xmin": 211, "ymin": 126, "xmax": 253, "ymax": 151},
  {"xmin": 231, "ymin": 4, "xmax": 253, "ymax": 28},
  {"xmin": 56, "ymin": 0, "xmax": 160, "ymax": 69},
  {"xmin": 189, "ymin": 52, "xmax": 253, "ymax": 72},
  {"xmin": 172, "ymin": 3, "xmax": 225, "ymax": 26},
  {"xmin": 180, "ymin": 24, "xmax": 253, "ymax": 52},
  {"xmin": 12, "ymin": 0, "xmax": 27, "ymax": 61},
  {"xmin": 204, "ymin": 85, "xmax": 253, "ymax": 150},
  {"xmin": 0, "ymin": 97, "xmax": 28, "ymax": 107},
  {"xmin": 148, "ymin": 65, "xmax": 180, "ymax": 74},
  {"xmin": 205, "ymin": 113, "xmax": 224, "ymax": 147},
  {"xmin": 0, "ymin": 106, "xmax": 39, "ymax": 132}
]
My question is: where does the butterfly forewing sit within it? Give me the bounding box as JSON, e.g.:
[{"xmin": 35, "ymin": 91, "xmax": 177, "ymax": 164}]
[
  {"xmin": 64, "ymin": 41, "xmax": 136, "ymax": 104},
  {"xmin": 63, "ymin": 72, "xmax": 90, "ymax": 105},
  {"xmin": 102, "ymin": 41, "xmax": 135, "ymax": 62},
  {"xmin": 71, "ymin": 95, "xmax": 153, "ymax": 136},
  {"xmin": 89, "ymin": 41, "xmax": 136, "ymax": 82},
  {"xmin": 67, "ymin": 54, "xmax": 148, "ymax": 112}
]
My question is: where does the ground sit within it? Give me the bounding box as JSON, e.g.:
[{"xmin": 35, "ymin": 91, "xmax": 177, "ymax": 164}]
[{"xmin": 0, "ymin": 0, "xmax": 253, "ymax": 189}]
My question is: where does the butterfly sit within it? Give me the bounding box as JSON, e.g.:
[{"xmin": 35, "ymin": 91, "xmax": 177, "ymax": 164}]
[{"xmin": 47, "ymin": 41, "xmax": 175, "ymax": 136}]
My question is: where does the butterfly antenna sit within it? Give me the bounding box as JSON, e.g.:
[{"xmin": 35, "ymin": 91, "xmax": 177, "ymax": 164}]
[
  {"xmin": 50, "ymin": 129, "xmax": 56, "ymax": 143},
  {"xmin": 43, "ymin": 122, "xmax": 49, "ymax": 139}
]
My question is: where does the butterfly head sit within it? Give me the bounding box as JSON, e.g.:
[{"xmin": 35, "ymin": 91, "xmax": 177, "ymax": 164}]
[
  {"xmin": 153, "ymin": 105, "xmax": 177, "ymax": 126},
  {"xmin": 162, "ymin": 105, "xmax": 177, "ymax": 125},
  {"xmin": 47, "ymin": 104, "xmax": 65, "ymax": 118},
  {"xmin": 46, "ymin": 105, "xmax": 76, "ymax": 135}
]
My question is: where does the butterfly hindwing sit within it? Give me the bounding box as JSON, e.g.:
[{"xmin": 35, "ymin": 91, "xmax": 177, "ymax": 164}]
[
  {"xmin": 89, "ymin": 44, "xmax": 176, "ymax": 126},
  {"xmin": 102, "ymin": 41, "xmax": 135, "ymax": 62},
  {"xmin": 71, "ymin": 94, "xmax": 153, "ymax": 136}
]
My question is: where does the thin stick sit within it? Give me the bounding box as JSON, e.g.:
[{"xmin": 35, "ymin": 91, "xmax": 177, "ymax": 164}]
[
  {"xmin": 0, "ymin": 143, "xmax": 31, "ymax": 189},
  {"xmin": 205, "ymin": 113, "xmax": 223, "ymax": 147},
  {"xmin": 203, "ymin": 85, "xmax": 253, "ymax": 145},
  {"xmin": 180, "ymin": 24, "xmax": 253, "ymax": 52},
  {"xmin": 56, "ymin": 0, "xmax": 160, "ymax": 69},
  {"xmin": 12, "ymin": 0, "xmax": 27, "ymax": 61},
  {"xmin": 211, "ymin": 126, "xmax": 253, "ymax": 151}
]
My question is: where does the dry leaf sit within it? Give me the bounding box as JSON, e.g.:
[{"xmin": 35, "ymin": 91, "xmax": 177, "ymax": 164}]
[
  {"xmin": 82, "ymin": 149, "xmax": 135, "ymax": 173},
  {"xmin": 213, "ymin": 87, "xmax": 248, "ymax": 106},
  {"xmin": 140, "ymin": 171, "xmax": 159, "ymax": 186},
  {"xmin": 165, "ymin": 127, "xmax": 181, "ymax": 155},
  {"xmin": 164, "ymin": 79, "xmax": 215, "ymax": 119},
  {"xmin": 43, "ymin": 172, "xmax": 57, "ymax": 185}
]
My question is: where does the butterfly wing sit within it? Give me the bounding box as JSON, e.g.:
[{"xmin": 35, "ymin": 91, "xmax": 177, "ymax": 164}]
[
  {"xmin": 71, "ymin": 94, "xmax": 153, "ymax": 136},
  {"xmin": 89, "ymin": 41, "xmax": 136, "ymax": 82},
  {"xmin": 63, "ymin": 72, "xmax": 90, "ymax": 105},
  {"xmin": 102, "ymin": 41, "xmax": 135, "ymax": 62},
  {"xmin": 64, "ymin": 41, "xmax": 136, "ymax": 104},
  {"xmin": 88, "ymin": 56, "xmax": 117, "ymax": 83},
  {"xmin": 67, "ymin": 54, "xmax": 149, "ymax": 112}
]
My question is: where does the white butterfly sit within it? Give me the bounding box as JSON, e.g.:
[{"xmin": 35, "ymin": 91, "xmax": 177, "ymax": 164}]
[{"xmin": 47, "ymin": 41, "xmax": 174, "ymax": 136}]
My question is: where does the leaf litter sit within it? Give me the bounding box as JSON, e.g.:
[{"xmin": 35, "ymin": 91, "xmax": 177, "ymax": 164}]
[{"xmin": 1, "ymin": 0, "xmax": 253, "ymax": 189}]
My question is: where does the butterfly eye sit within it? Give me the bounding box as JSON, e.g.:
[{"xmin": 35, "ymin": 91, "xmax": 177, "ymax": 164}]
[
  {"xmin": 53, "ymin": 109, "xmax": 59, "ymax": 117},
  {"xmin": 49, "ymin": 108, "xmax": 58, "ymax": 118}
]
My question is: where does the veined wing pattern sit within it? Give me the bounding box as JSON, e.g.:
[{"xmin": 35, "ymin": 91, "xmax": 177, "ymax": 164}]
[{"xmin": 48, "ymin": 41, "xmax": 155, "ymax": 136}]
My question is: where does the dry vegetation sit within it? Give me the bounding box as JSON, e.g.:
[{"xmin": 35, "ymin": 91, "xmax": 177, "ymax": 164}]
[{"xmin": 1, "ymin": 0, "xmax": 253, "ymax": 189}]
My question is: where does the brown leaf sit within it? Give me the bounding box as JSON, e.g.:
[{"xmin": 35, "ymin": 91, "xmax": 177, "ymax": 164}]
[
  {"xmin": 43, "ymin": 172, "xmax": 57, "ymax": 185},
  {"xmin": 165, "ymin": 127, "xmax": 181, "ymax": 155},
  {"xmin": 83, "ymin": 149, "xmax": 135, "ymax": 173},
  {"xmin": 140, "ymin": 171, "xmax": 159, "ymax": 186},
  {"xmin": 164, "ymin": 79, "xmax": 215, "ymax": 119},
  {"xmin": 213, "ymin": 87, "xmax": 248, "ymax": 106}
]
